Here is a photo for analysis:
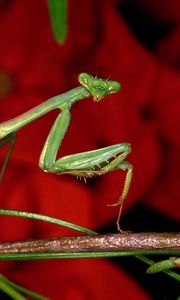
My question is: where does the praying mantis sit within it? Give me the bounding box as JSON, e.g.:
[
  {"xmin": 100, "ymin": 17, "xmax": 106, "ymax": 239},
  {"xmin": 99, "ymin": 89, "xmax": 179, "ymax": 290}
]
[{"xmin": 0, "ymin": 73, "xmax": 133, "ymax": 232}]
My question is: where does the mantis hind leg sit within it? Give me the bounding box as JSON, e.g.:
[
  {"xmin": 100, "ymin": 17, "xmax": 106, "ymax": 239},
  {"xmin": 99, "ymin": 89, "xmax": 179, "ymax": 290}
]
[
  {"xmin": 93, "ymin": 146, "xmax": 133, "ymax": 232},
  {"xmin": 0, "ymin": 133, "xmax": 16, "ymax": 181},
  {"xmin": 107, "ymin": 161, "xmax": 133, "ymax": 232},
  {"xmin": 55, "ymin": 142, "xmax": 132, "ymax": 233}
]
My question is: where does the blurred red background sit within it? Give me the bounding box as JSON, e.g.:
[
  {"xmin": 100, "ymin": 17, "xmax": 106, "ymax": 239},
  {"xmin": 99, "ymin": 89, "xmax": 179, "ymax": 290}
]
[{"xmin": 0, "ymin": 0, "xmax": 179, "ymax": 299}]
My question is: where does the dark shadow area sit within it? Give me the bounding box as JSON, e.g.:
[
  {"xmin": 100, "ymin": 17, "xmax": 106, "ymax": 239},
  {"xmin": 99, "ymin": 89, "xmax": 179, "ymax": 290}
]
[{"xmin": 118, "ymin": 1, "xmax": 173, "ymax": 50}]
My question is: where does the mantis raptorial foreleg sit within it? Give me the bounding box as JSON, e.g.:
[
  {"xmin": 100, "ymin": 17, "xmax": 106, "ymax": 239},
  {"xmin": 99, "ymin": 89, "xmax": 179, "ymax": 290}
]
[
  {"xmin": 0, "ymin": 73, "xmax": 133, "ymax": 231},
  {"xmin": 39, "ymin": 111, "xmax": 133, "ymax": 231}
]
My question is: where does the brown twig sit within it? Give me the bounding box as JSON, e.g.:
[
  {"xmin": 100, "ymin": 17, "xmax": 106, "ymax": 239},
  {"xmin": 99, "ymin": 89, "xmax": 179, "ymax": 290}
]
[{"xmin": 0, "ymin": 232, "xmax": 180, "ymax": 254}]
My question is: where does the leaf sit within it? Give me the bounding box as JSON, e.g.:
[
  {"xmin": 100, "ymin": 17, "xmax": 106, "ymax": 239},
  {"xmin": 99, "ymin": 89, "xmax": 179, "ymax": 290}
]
[{"xmin": 47, "ymin": 0, "xmax": 68, "ymax": 44}]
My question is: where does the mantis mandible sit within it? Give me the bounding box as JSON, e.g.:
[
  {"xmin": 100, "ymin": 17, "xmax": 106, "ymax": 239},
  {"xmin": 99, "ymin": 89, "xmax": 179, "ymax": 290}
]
[{"xmin": 0, "ymin": 73, "xmax": 133, "ymax": 232}]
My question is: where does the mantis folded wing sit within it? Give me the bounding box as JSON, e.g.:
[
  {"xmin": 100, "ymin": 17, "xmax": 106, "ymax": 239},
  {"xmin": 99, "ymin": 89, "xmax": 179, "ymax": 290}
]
[{"xmin": 0, "ymin": 73, "xmax": 133, "ymax": 232}]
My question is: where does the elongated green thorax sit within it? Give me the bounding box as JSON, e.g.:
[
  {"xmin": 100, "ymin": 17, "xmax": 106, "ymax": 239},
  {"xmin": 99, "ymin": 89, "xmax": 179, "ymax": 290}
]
[{"xmin": 0, "ymin": 73, "xmax": 121, "ymax": 139}]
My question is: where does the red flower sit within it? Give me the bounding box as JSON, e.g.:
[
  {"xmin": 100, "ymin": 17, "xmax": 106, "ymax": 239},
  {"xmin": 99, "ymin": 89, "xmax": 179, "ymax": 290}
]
[{"xmin": 0, "ymin": 0, "xmax": 179, "ymax": 298}]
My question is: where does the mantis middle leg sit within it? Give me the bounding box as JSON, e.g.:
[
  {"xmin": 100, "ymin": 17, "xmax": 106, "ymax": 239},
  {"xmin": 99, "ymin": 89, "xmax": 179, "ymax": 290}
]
[{"xmin": 39, "ymin": 108, "xmax": 133, "ymax": 232}]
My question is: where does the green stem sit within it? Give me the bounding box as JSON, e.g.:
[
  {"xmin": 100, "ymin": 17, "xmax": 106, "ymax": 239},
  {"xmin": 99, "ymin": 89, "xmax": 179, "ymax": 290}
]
[
  {"xmin": 0, "ymin": 250, "xmax": 179, "ymax": 260},
  {"xmin": 0, "ymin": 209, "xmax": 95, "ymax": 235},
  {"xmin": 0, "ymin": 277, "xmax": 26, "ymax": 300},
  {"xmin": 0, "ymin": 274, "xmax": 49, "ymax": 300}
]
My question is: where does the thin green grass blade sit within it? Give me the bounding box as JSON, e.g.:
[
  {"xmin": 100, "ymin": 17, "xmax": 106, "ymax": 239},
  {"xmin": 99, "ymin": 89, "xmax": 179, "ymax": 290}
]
[
  {"xmin": 47, "ymin": 0, "xmax": 68, "ymax": 44},
  {"xmin": 0, "ymin": 134, "xmax": 16, "ymax": 181},
  {"xmin": 0, "ymin": 277, "xmax": 26, "ymax": 300},
  {"xmin": 0, "ymin": 274, "xmax": 49, "ymax": 300},
  {"xmin": 0, "ymin": 209, "xmax": 96, "ymax": 235},
  {"xmin": 0, "ymin": 250, "xmax": 179, "ymax": 261}
]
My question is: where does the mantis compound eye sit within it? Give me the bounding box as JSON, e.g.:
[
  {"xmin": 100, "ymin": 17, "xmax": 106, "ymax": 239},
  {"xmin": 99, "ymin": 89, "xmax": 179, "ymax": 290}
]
[
  {"xmin": 78, "ymin": 73, "xmax": 92, "ymax": 86},
  {"xmin": 108, "ymin": 80, "xmax": 121, "ymax": 94}
]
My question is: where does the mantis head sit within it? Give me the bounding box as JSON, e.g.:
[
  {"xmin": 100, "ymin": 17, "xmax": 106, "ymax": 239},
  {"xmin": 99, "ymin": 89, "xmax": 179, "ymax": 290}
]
[{"xmin": 78, "ymin": 73, "xmax": 121, "ymax": 102}]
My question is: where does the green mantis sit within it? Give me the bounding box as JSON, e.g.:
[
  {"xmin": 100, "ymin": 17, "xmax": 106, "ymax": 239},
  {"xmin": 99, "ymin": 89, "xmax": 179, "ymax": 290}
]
[{"xmin": 0, "ymin": 73, "xmax": 133, "ymax": 232}]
